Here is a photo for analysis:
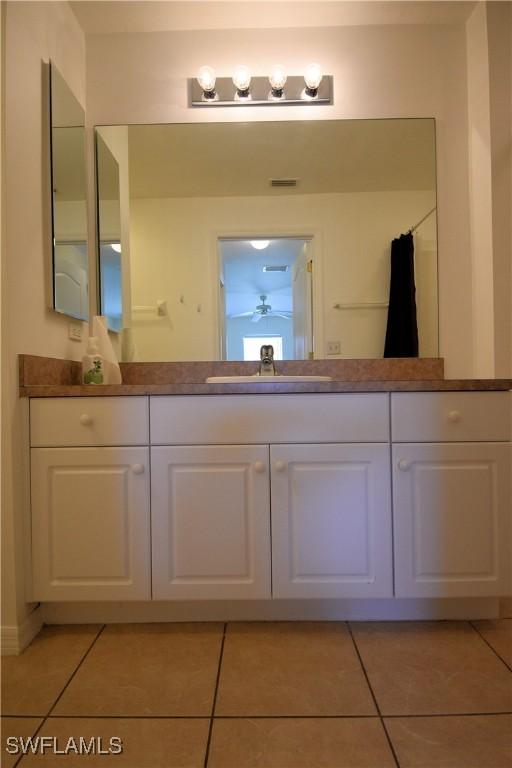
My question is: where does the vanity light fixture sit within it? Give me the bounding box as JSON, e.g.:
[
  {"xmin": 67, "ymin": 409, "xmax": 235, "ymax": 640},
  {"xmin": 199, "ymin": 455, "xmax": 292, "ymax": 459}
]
[
  {"xmin": 251, "ymin": 240, "xmax": 270, "ymax": 250},
  {"xmin": 232, "ymin": 65, "xmax": 252, "ymax": 99},
  {"xmin": 189, "ymin": 64, "xmax": 332, "ymax": 107},
  {"xmin": 197, "ymin": 65, "xmax": 218, "ymax": 101},
  {"xmin": 303, "ymin": 62, "xmax": 323, "ymax": 99},
  {"xmin": 269, "ymin": 65, "xmax": 287, "ymax": 100}
]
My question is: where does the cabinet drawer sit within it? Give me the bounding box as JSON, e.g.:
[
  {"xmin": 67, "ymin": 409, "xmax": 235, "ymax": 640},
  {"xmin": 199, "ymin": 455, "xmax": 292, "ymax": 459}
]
[
  {"xmin": 30, "ymin": 397, "xmax": 149, "ymax": 447},
  {"xmin": 150, "ymin": 394, "xmax": 389, "ymax": 444},
  {"xmin": 391, "ymin": 392, "xmax": 511, "ymax": 442}
]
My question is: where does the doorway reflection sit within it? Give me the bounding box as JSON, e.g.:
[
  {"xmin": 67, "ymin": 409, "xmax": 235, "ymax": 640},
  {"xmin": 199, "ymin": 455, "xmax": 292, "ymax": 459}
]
[{"xmin": 218, "ymin": 237, "xmax": 313, "ymax": 361}]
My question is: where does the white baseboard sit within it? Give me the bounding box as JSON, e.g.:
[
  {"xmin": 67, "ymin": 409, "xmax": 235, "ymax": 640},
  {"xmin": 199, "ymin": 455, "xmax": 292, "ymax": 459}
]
[
  {"xmin": 41, "ymin": 597, "xmax": 500, "ymax": 625},
  {"xmin": 1, "ymin": 607, "xmax": 43, "ymax": 655}
]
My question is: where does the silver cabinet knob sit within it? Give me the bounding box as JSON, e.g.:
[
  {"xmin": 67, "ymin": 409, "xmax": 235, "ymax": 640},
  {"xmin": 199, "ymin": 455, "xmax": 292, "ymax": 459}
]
[
  {"xmin": 274, "ymin": 460, "xmax": 287, "ymax": 472},
  {"xmin": 398, "ymin": 459, "xmax": 411, "ymax": 471},
  {"xmin": 447, "ymin": 410, "xmax": 461, "ymax": 423},
  {"xmin": 79, "ymin": 414, "xmax": 93, "ymax": 426},
  {"xmin": 253, "ymin": 461, "xmax": 266, "ymax": 474},
  {"xmin": 131, "ymin": 464, "xmax": 145, "ymax": 475}
]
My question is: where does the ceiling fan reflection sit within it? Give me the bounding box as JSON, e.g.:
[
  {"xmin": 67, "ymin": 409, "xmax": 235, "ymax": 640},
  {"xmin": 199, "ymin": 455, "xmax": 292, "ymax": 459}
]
[{"xmin": 230, "ymin": 295, "xmax": 292, "ymax": 323}]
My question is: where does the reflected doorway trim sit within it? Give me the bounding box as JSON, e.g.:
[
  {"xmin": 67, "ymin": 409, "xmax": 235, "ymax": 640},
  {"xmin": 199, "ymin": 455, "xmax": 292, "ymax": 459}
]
[{"xmin": 209, "ymin": 227, "xmax": 325, "ymax": 361}]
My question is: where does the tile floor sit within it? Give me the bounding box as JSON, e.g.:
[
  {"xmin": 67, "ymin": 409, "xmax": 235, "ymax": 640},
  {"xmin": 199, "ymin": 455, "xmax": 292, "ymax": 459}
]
[{"xmin": 1, "ymin": 620, "xmax": 511, "ymax": 767}]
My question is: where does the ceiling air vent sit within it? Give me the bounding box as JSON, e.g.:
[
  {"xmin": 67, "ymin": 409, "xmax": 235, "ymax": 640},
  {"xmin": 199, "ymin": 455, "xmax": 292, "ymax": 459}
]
[
  {"xmin": 263, "ymin": 265, "xmax": 289, "ymax": 273},
  {"xmin": 270, "ymin": 178, "xmax": 298, "ymax": 188}
]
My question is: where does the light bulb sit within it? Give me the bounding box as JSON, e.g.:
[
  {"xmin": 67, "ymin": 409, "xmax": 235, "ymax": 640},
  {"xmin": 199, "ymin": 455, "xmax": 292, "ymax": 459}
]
[
  {"xmin": 269, "ymin": 65, "xmax": 287, "ymax": 92},
  {"xmin": 251, "ymin": 240, "xmax": 270, "ymax": 250},
  {"xmin": 197, "ymin": 65, "xmax": 216, "ymax": 94},
  {"xmin": 232, "ymin": 65, "xmax": 251, "ymax": 94},
  {"xmin": 304, "ymin": 62, "xmax": 323, "ymax": 91},
  {"xmin": 111, "ymin": 243, "xmax": 121, "ymax": 253}
]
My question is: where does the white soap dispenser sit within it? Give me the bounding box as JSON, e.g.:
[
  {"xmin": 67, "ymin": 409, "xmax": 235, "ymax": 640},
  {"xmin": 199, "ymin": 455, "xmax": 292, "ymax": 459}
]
[
  {"xmin": 93, "ymin": 316, "xmax": 122, "ymax": 384},
  {"xmin": 82, "ymin": 336, "xmax": 104, "ymax": 384}
]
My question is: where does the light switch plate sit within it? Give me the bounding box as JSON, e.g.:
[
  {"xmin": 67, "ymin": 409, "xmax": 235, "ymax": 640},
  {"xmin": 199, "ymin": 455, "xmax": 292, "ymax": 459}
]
[{"xmin": 68, "ymin": 322, "xmax": 83, "ymax": 342}]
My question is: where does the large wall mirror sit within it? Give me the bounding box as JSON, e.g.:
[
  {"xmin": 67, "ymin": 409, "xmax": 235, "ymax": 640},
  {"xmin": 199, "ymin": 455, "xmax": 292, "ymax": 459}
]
[
  {"xmin": 49, "ymin": 63, "xmax": 88, "ymax": 321},
  {"xmin": 95, "ymin": 118, "xmax": 438, "ymax": 362}
]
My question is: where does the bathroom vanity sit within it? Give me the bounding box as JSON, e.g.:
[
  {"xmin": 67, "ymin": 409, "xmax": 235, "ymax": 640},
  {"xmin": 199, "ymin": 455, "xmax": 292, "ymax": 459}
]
[{"xmin": 22, "ymin": 360, "xmax": 511, "ymax": 617}]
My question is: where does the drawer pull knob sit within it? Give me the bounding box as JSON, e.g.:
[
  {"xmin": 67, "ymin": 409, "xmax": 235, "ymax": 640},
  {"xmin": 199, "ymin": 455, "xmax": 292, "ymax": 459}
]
[
  {"xmin": 79, "ymin": 414, "xmax": 93, "ymax": 426},
  {"xmin": 131, "ymin": 464, "xmax": 145, "ymax": 475},
  {"xmin": 398, "ymin": 459, "xmax": 411, "ymax": 471},
  {"xmin": 275, "ymin": 460, "xmax": 287, "ymax": 473},
  {"xmin": 253, "ymin": 461, "xmax": 266, "ymax": 474},
  {"xmin": 447, "ymin": 410, "xmax": 461, "ymax": 423}
]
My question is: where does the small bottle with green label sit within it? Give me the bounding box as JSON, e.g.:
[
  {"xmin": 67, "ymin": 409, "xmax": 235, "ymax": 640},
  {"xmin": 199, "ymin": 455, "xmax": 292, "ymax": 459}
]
[{"xmin": 82, "ymin": 337, "xmax": 104, "ymax": 384}]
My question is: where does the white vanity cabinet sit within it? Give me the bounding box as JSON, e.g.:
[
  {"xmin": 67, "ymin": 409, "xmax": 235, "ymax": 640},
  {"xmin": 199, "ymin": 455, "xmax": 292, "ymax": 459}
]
[
  {"xmin": 151, "ymin": 445, "xmax": 271, "ymax": 599},
  {"xmin": 270, "ymin": 443, "xmax": 392, "ymax": 598},
  {"xmin": 150, "ymin": 394, "xmax": 392, "ymax": 600},
  {"xmin": 27, "ymin": 390, "xmax": 511, "ymax": 607},
  {"xmin": 30, "ymin": 398, "xmax": 151, "ymax": 601},
  {"xmin": 391, "ymin": 392, "xmax": 511, "ymax": 598}
]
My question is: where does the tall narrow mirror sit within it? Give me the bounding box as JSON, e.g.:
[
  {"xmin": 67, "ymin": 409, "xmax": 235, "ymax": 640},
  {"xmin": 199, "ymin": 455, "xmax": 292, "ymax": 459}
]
[
  {"xmin": 49, "ymin": 63, "xmax": 88, "ymax": 321},
  {"xmin": 96, "ymin": 133, "xmax": 122, "ymax": 332}
]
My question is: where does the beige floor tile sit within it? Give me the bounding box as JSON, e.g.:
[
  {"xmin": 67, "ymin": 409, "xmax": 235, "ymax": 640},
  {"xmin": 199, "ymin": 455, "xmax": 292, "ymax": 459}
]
[
  {"xmin": 1, "ymin": 626, "xmax": 102, "ymax": 716},
  {"xmin": 473, "ymin": 619, "xmax": 512, "ymax": 668},
  {"xmin": 1, "ymin": 717, "xmax": 43, "ymax": 768},
  {"xmin": 16, "ymin": 717, "xmax": 209, "ymax": 767},
  {"xmin": 53, "ymin": 623, "xmax": 223, "ymax": 717},
  {"xmin": 215, "ymin": 622, "xmax": 376, "ymax": 716},
  {"xmin": 208, "ymin": 717, "xmax": 396, "ymax": 768},
  {"xmin": 351, "ymin": 621, "xmax": 512, "ymax": 715},
  {"xmin": 386, "ymin": 714, "xmax": 512, "ymax": 767}
]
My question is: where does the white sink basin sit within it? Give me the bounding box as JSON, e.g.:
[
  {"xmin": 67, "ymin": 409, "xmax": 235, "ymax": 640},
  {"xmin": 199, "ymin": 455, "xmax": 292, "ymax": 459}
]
[{"xmin": 206, "ymin": 375, "xmax": 333, "ymax": 383}]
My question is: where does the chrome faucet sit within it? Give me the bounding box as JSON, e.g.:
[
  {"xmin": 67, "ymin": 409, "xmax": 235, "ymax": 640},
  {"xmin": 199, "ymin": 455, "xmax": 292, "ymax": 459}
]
[{"xmin": 259, "ymin": 344, "xmax": 276, "ymax": 376}]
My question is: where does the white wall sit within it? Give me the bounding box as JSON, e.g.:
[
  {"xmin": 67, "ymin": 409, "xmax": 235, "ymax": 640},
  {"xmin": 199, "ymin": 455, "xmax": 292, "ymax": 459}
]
[
  {"xmin": 86, "ymin": 21, "xmax": 471, "ymax": 376},
  {"xmin": 2, "ymin": 1, "xmax": 86, "ymax": 634},
  {"xmin": 486, "ymin": 2, "xmax": 512, "ymax": 378},
  {"xmin": 129, "ymin": 190, "xmax": 437, "ymax": 361},
  {"xmin": 466, "ymin": 3, "xmax": 495, "ymax": 378},
  {"xmin": 465, "ymin": 2, "xmax": 512, "ymax": 378}
]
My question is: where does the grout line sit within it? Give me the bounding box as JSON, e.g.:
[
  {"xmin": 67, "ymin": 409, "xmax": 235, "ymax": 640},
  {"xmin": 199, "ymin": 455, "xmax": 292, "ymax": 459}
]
[
  {"xmin": 347, "ymin": 622, "xmax": 401, "ymax": 768},
  {"xmin": 12, "ymin": 624, "xmax": 106, "ymax": 768},
  {"xmin": 469, "ymin": 621, "xmax": 512, "ymax": 673},
  {"xmin": 203, "ymin": 622, "xmax": 227, "ymax": 768},
  {"xmin": 383, "ymin": 711, "xmax": 512, "ymax": 719},
  {"xmin": 7, "ymin": 710, "xmax": 512, "ymax": 723},
  {"xmin": 10, "ymin": 716, "xmax": 42, "ymax": 768},
  {"xmin": 45, "ymin": 625, "xmax": 107, "ymax": 718}
]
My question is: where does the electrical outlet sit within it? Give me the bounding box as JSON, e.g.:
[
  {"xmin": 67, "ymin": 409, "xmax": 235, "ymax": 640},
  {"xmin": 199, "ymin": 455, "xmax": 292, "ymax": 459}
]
[
  {"xmin": 68, "ymin": 322, "xmax": 83, "ymax": 342},
  {"xmin": 326, "ymin": 340, "xmax": 341, "ymax": 355}
]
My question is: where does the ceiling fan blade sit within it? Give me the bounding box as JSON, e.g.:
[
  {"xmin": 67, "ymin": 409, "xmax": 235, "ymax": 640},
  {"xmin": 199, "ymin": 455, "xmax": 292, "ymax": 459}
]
[
  {"xmin": 250, "ymin": 312, "xmax": 262, "ymax": 323},
  {"xmin": 229, "ymin": 311, "xmax": 254, "ymax": 318},
  {"xmin": 270, "ymin": 312, "xmax": 292, "ymax": 320}
]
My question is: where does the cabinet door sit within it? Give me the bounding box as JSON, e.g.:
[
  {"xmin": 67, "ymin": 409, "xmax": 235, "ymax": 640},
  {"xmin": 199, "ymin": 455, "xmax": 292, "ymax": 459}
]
[
  {"xmin": 151, "ymin": 445, "xmax": 271, "ymax": 599},
  {"xmin": 393, "ymin": 443, "xmax": 511, "ymax": 597},
  {"xmin": 31, "ymin": 447, "xmax": 150, "ymax": 601},
  {"xmin": 271, "ymin": 444, "xmax": 392, "ymax": 598}
]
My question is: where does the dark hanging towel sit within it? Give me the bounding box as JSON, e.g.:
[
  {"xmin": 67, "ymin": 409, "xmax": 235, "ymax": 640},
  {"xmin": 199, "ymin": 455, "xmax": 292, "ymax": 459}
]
[{"xmin": 384, "ymin": 232, "xmax": 419, "ymax": 357}]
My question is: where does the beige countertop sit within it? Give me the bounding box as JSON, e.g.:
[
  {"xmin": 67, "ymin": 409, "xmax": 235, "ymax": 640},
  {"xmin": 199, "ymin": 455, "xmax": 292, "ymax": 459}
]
[
  {"xmin": 18, "ymin": 355, "xmax": 511, "ymax": 396},
  {"xmin": 20, "ymin": 379, "xmax": 512, "ymax": 397}
]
